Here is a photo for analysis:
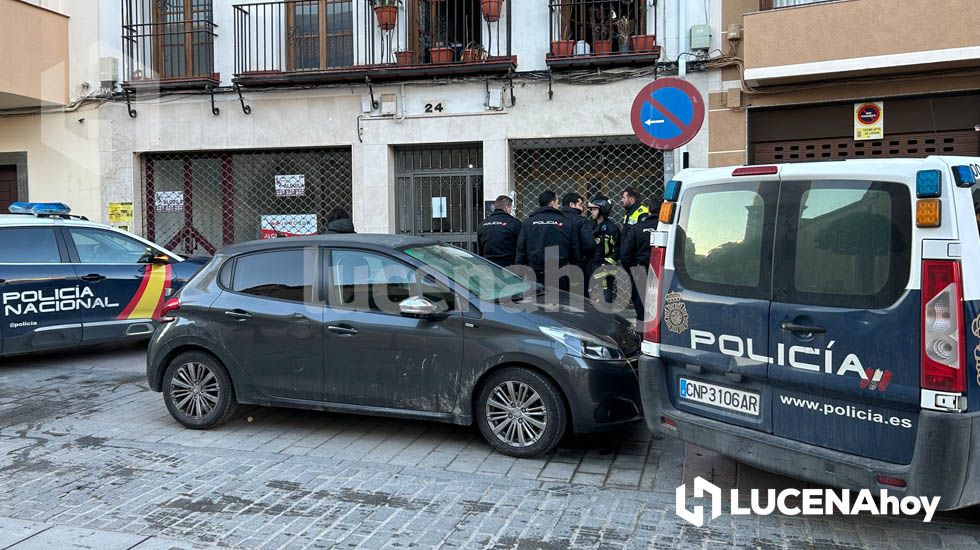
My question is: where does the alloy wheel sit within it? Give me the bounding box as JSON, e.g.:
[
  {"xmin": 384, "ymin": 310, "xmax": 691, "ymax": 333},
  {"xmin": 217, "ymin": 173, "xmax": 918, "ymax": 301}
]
[
  {"xmin": 170, "ymin": 362, "xmax": 220, "ymax": 419},
  {"xmin": 485, "ymin": 380, "xmax": 548, "ymax": 447}
]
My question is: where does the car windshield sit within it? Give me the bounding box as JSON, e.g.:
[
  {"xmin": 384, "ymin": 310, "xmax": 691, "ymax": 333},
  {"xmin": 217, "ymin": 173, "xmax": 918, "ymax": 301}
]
[{"xmin": 403, "ymin": 244, "xmax": 531, "ymax": 302}]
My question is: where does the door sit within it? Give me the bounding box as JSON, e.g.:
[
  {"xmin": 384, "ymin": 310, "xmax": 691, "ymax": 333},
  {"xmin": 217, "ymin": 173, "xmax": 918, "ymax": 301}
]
[
  {"xmin": 660, "ymin": 181, "xmax": 777, "ymax": 433},
  {"xmin": 0, "ymin": 227, "xmax": 82, "ymax": 354},
  {"xmin": 286, "ymin": 0, "xmax": 354, "ymax": 70},
  {"xmin": 321, "ymin": 248, "xmax": 463, "ymax": 412},
  {"xmin": 768, "ymin": 179, "xmax": 918, "ymax": 464},
  {"xmin": 154, "ymin": 0, "xmax": 213, "ymax": 79},
  {"xmin": 0, "ymin": 165, "xmax": 17, "ymax": 214},
  {"xmin": 210, "ymin": 248, "xmax": 323, "ymax": 400},
  {"xmin": 64, "ymin": 227, "xmax": 170, "ymax": 343}
]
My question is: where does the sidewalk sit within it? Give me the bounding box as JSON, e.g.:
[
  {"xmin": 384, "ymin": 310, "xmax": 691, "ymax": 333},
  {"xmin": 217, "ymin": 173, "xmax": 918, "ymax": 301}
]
[{"xmin": 0, "ymin": 517, "xmax": 203, "ymax": 550}]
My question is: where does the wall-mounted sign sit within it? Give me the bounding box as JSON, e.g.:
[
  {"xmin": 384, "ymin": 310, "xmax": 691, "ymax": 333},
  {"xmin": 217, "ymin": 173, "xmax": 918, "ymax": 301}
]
[
  {"xmin": 432, "ymin": 197, "xmax": 447, "ymax": 219},
  {"xmin": 275, "ymin": 174, "xmax": 306, "ymax": 197},
  {"xmin": 154, "ymin": 191, "xmax": 183, "ymax": 213},
  {"xmin": 260, "ymin": 214, "xmax": 317, "ymax": 239},
  {"xmin": 108, "ymin": 202, "xmax": 133, "ymax": 223},
  {"xmin": 854, "ymin": 101, "xmax": 884, "ymax": 141}
]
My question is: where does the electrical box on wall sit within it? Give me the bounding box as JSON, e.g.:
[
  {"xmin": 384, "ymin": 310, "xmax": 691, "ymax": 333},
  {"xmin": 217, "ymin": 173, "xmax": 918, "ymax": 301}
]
[{"xmin": 690, "ymin": 24, "xmax": 711, "ymax": 50}]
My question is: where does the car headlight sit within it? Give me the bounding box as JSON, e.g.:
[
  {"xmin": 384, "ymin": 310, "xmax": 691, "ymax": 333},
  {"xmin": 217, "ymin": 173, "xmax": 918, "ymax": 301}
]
[{"xmin": 540, "ymin": 326, "xmax": 624, "ymax": 361}]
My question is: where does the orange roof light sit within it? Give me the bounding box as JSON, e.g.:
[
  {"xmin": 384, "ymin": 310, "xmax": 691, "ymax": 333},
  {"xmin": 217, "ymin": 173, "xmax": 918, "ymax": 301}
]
[
  {"xmin": 659, "ymin": 202, "xmax": 676, "ymax": 224},
  {"xmin": 916, "ymin": 199, "xmax": 941, "ymax": 228}
]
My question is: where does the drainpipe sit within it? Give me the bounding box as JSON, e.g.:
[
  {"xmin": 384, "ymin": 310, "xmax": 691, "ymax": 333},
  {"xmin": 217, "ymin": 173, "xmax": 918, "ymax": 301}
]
[{"xmin": 677, "ymin": 0, "xmax": 688, "ymax": 174}]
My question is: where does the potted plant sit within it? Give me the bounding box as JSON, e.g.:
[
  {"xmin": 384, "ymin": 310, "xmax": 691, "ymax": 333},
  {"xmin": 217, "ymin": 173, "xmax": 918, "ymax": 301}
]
[
  {"xmin": 629, "ymin": 3, "xmax": 656, "ymax": 52},
  {"xmin": 430, "ymin": 43, "xmax": 454, "ymax": 64},
  {"xmin": 550, "ymin": 17, "xmax": 574, "ymax": 57},
  {"xmin": 373, "ymin": 0, "xmax": 400, "ymax": 31},
  {"xmin": 461, "ymin": 43, "xmax": 486, "ymax": 62},
  {"xmin": 590, "ymin": 6, "xmax": 612, "ymax": 54},
  {"xmin": 612, "ymin": 11, "xmax": 631, "ymax": 53},
  {"xmin": 395, "ymin": 50, "xmax": 415, "ymax": 65},
  {"xmin": 481, "ymin": 0, "xmax": 504, "ymax": 22}
]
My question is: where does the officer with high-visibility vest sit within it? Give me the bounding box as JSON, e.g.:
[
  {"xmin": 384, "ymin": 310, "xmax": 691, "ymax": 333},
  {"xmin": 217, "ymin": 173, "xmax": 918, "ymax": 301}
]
[
  {"xmin": 587, "ymin": 195, "xmax": 622, "ymax": 305},
  {"xmin": 621, "ymin": 186, "xmax": 651, "ymax": 228}
]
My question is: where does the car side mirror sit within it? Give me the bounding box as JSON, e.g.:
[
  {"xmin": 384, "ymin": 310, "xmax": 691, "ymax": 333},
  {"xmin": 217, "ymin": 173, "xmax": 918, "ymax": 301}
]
[{"xmin": 399, "ymin": 296, "xmax": 440, "ymax": 318}]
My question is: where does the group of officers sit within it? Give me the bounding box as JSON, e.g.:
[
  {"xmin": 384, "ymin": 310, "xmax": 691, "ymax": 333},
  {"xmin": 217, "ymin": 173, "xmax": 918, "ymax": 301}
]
[{"xmin": 477, "ymin": 187, "xmax": 661, "ymax": 320}]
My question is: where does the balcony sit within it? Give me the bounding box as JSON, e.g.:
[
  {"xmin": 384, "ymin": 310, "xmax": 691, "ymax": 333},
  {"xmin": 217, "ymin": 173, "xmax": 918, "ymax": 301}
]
[
  {"xmin": 0, "ymin": 1, "xmax": 69, "ymax": 108},
  {"xmin": 121, "ymin": 0, "xmax": 219, "ymax": 90},
  {"xmin": 232, "ymin": 0, "xmax": 514, "ymax": 87},
  {"xmin": 744, "ymin": 0, "xmax": 980, "ymax": 86},
  {"xmin": 546, "ymin": 0, "xmax": 660, "ymax": 71}
]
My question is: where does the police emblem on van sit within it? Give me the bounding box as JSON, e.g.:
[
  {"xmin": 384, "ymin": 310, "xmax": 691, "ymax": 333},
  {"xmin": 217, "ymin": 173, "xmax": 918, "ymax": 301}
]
[{"xmin": 664, "ymin": 292, "xmax": 689, "ymax": 334}]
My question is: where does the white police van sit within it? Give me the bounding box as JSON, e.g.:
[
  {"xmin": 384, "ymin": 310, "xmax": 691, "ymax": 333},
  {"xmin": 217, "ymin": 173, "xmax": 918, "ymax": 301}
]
[
  {"xmin": 0, "ymin": 203, "xmax": 205, "ymax": 357},
  {"xmin": 640, "ymin": 156, "xmax": 980, "ymax": 510}
]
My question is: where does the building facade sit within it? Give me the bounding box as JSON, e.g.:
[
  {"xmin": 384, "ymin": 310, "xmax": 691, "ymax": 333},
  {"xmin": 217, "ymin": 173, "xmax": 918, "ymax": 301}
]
[{"xmin": 709, "ymin": 0, "xmax": 980, "ymax": 168}]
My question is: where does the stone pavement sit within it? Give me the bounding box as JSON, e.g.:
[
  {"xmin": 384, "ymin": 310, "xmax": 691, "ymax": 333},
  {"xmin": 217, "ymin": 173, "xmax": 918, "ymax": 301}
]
[{"xmin": 0, "ymin": 344, "xmax": 978, "ymax": 549}]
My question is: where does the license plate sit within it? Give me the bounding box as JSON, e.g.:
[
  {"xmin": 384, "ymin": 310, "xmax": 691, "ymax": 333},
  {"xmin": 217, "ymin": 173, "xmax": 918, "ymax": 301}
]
[{"xmin": 679, "ymin": 378, "xmax": 761, "ymax": 417}]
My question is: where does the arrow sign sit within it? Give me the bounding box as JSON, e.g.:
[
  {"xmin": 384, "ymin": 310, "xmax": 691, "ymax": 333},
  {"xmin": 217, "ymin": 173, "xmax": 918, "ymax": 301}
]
[{"xmin": 630, "ymin": 78, "xmax": 705, "ymax": 150}]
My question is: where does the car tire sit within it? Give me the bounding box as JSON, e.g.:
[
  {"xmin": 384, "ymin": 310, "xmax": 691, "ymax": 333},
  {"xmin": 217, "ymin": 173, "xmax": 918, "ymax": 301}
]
[
  {"xmin": 475, "ymin": 367, "xmax": 567, "ymax": 458},
  {"xmin": 162, "ymin": 351, "xmax": 238, "ymax": 429}
]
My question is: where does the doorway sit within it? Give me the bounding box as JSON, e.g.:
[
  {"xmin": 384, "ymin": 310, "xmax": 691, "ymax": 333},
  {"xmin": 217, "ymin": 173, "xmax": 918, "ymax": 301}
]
[{"xmin": 0, "ymin": 165, "xmax": 18, "ymax": 214}]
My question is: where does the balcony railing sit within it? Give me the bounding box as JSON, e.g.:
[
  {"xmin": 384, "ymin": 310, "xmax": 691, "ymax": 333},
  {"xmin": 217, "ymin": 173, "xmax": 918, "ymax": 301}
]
[
  {"xmin": 760, "ymin": 0, "xmax": 835, "ymax": 9},
  {"xmin": 233, "ymin": 0, "xmax": 513, "ymax": 86},
  {"xmin": 121, "ymin": 0, "xmax": 218, "ymax": 89},
  {"xmin": 547, "ymin": 0, "xmax": 659, "ymax": 69}
]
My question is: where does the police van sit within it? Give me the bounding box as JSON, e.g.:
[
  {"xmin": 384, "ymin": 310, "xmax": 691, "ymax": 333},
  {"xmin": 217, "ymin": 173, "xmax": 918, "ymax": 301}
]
[
  {"xmin": 0, "ymin": 203, "xmax": 206, "ymax": 357},
  {"xmin": 640, "ymin": 156, "xmax": 980, "ymax": 510}
]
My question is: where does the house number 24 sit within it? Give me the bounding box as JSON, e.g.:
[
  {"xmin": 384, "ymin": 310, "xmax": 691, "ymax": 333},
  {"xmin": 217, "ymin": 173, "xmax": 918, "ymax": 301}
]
[{"xmin": 424, "ymin": 102, "xmax": 445, "ymax": 114}]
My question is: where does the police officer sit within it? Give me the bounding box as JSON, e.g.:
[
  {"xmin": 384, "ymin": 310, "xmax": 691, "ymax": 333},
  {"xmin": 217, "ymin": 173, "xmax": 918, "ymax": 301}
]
[
  {"xmin": 561, "ymin": 192, "xmax": 595, "ymax": 295},
  {"xmin": 478, "ymin": 195, "xmax": 522, "ymax": 267},
  {"xmin": 588, "ymin": 195, "xmax": 622, "ymax": 304},
  {"xmin": 516, "ymin": 190, "xmax": 581, "ymax": 288},
  {"xmin": 621, "ymin": 186, "xmax": 651, "ymax": 228},
  {"xmin": 621, "ymin": 200, "xmax": 661, "ymax": 320}
]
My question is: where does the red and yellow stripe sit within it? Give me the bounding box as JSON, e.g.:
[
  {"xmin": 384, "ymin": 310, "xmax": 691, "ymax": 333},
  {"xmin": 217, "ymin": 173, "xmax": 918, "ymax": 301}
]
[{"xmin": 117, "ymin": 264, "xmax": 174, "ymax": 321}]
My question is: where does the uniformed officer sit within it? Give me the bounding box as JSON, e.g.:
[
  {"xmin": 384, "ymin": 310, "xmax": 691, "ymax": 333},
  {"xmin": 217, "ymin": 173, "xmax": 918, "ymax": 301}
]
[
  {"xmin": 588, "ymin": 195, "xmax": 622, "ymax": 304},
  {"xmin": 516, "ymin": 190, "xmax": 581, "ymax": 288},
  {"xmin": 477, "ymin": 195, "xmax": 522, "ymax": 267},
  {"xmin": 561, "ymin": 192, "xmax": 596, "ymax": 294},
  {"xmin": 621, "ymin": 186, "xmax": 651, "ymax": 228},
  {"xmin": 621, "ymin": 202, "xmax": 661, "ymax": 320}
]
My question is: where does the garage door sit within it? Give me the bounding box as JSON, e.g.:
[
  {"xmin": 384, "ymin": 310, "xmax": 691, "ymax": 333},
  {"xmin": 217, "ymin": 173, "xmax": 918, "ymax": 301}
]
[
  {"xmin": 753, "ymin": 131, "xmax": 980, "ymax": 164},
  {"xmin": 0, "ymin": 165, "xmax": 17, "ymax": 214}
]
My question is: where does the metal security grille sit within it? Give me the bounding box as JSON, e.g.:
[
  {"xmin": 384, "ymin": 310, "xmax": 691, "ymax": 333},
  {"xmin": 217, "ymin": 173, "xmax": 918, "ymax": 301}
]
[
  {"xmin": 753, "ymin": 131, "xmax": 980, "ymax": 164},
  {"xmin": 511, "ymin": 136, "xmax": 666, "ymax": 222},
  {"xmin": 143, "ymin": 148, "xmax": 352, "ymax": 256}
]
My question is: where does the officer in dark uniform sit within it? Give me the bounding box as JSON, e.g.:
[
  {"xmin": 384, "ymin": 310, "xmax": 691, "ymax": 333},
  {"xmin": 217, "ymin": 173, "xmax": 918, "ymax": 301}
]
[
  {"xmin": 561, "ymin": 192, "xmax": 595, "ymax": 296},
  {"xmin": 587, "ymin": 195, "xmax": 622, "ymax": 305},
  {"xmin": 516, "ymin": 190, "xmax": 580, "ymax": 289},
  {"xmin": 477, "ymin": 195, "xmax": 522, "ymax": 267},
  {"xmin": 621, "ymin": 200, "xmax": 661, "ymax": 320}
]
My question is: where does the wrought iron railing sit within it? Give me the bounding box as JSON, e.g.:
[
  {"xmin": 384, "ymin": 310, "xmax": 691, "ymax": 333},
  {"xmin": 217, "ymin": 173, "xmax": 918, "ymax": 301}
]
[
  {"xmin": 121, "ymin": 0, "xmax": 218, "ymax": 84},
  {"xmin": 233, "ymin": 0, "xmax": 511, "ymax": 77},
  {"xmin": 547, "ymin": 0, "xmax": 657, "ymax": 58}
]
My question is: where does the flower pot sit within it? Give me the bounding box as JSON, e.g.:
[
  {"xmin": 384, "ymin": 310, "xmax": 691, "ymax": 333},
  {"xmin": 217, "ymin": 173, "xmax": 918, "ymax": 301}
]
[
  {"xmin": 574, "ymin": 40, "xmax": 591, "ymax": 56},
  {"xmin": 373, "ymin": 5, "xmax": 398, "ymax": 31},
  {"xmin": 430, "ymin": 47, "xmax": 454, "ymax": 64},
  {"xmin": 593, "ymin": 39, "xmax": 612, "ymax": 54},
  {"xmin": 550, "ymin": 40, "xmax": 574, "ymax": 57},
  {"xmin": 480, "ymin": 0, "xmax": 503, "ymax": 22},
  {"xmin": 461, "ymin": 48, "xmax": 484, "ymax": 62},
  {"xmin": 395, "ymin": 50, "xmax": 415, "ymax": 65},
  {"xmin": 631, "ymin": 34, "xmax": 657, "ymax": 52}
]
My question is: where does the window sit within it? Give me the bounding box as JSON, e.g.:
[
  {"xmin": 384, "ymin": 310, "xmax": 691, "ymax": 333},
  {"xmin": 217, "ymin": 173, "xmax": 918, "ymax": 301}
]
[
  {"xmin": 69, "ymin": 228, "xmax": 157, "ymax": 264},
  {"xmin": 154, "ymin": 0, "xmax": 214, "ymax": 79},
  {"xmin": 287, "ymin": 0, "xmax": 354, "ymax": 70},
  {"xmin": 0, "ymin": 228, "xmax": 61, "ymax": 263},
  {"xmin": 404, "ymin": 244, "xmax": 527, "ymax": 302},
  {"xmin": 328, "ymin": 250, "xmax": 424, "ymax": 314},
  {"xmin": 232, "ymin": 249, "xmax": 313, "ymax": 303},
  {"xmin": 674, "ymin": 184, "xmax": 774, "ymax": 299},
  {"xmin": 774, "ymin": 181, "xmax": 911, "ymax": 309}
]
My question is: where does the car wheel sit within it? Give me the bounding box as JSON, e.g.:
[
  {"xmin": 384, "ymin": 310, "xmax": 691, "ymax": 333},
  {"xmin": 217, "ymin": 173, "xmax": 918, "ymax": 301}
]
[
  {"xmin": 476, "ymin": 367, "xmax": 567, "ymax": 458},
  {"xmin": 162, "ymin": 351, "xmax": 237, "ymax": 429}
]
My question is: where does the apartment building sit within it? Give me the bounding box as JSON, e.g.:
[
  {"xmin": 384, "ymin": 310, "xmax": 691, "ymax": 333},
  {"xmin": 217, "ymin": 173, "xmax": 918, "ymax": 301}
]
[{"xmin": 709, "ymin": 0, "xmax": 980, "ymax": 168}]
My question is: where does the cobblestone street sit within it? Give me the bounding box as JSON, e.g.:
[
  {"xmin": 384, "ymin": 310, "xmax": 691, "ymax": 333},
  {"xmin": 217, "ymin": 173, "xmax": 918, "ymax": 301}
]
[{"xmin": 1, "ymin": 345, "xmax": 979, "ymax": 549}]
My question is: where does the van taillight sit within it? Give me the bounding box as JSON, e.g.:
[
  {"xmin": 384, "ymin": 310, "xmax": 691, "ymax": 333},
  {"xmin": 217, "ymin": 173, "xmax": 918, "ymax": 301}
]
[
  {"xmin": 921, "ymin": 260, "xmax": 965, "ymax": 393},
  {"xmin": 644, "ymin": 247, "xmax": 667, "ymax": 344},
  {"xmin": 158, "ymin": 298, "xmax": 181, "ymax": 323}
]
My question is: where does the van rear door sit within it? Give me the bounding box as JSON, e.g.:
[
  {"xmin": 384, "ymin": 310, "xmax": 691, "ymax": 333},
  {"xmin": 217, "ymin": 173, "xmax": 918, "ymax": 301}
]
[
  {"xmin": 660, "ymin": 179, "xmax": 778, "ymax": 433},
  {"xmin": 768, "ymin": 178, "xmax": 918, "ymax": 464}
]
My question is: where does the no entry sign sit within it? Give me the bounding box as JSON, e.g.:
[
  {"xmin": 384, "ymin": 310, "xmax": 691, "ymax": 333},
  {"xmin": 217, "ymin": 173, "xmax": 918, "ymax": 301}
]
[{"xmin": 630, "ymin": 78, "xmax": 705, "ymax": 150}]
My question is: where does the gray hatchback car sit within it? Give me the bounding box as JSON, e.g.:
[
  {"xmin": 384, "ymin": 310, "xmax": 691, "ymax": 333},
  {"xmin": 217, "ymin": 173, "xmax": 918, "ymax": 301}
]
[{"xmin": 146, "ymin": 235, "xmax": 642, "ymax": 457}]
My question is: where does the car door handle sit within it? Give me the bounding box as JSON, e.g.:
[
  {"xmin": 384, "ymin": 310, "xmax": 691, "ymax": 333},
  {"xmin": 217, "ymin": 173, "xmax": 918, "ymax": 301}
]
[
  {"xmin": 81, "ymin": 273, "xmax": 106, "ymax": 282},
  {"xmin": 224, "ymin": 309, "xmax": 252, "ymax": 321},
  {"xmin": 327, "ymin": 325, "xmax": 359, "ymax": 336},
  {"xmin": 779, "ymin": 322, "xmax": 826, "ymax": 334}
]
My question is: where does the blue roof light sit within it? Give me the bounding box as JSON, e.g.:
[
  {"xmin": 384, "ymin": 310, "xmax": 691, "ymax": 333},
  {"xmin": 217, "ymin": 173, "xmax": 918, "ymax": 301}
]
[
  {"xmin": 664, "ymin": 180, "xmax": 682, "ymax": 202},
  {"xmin": 953, "ymin": 165, "xmax": 977, "ymax": 187},
  {"xmin": 8, "ymin": 202, "xmax": 72, "ymax": 216},
  {"xmin": 915, "ymin": 170, "xmax": 942, "ymax": 198}
]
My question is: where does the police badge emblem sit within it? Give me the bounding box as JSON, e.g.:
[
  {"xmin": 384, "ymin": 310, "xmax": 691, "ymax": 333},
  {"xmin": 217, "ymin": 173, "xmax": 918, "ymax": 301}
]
[{"xmin": 664, "ymin": 292, "xmax": 689, "ymax": 334}]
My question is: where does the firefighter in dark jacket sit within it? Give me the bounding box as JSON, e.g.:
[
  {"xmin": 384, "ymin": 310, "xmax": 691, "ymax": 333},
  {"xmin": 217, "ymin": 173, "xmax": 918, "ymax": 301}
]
[
  {"xmin": 325, "ymin": 207, "xmax": 356, "ymax": 234},
  {"xmin": 621, "ymin": 203, "xmax": 660, "ymax": 320},
  {"xmin": 561, "ymin": 192, "xmax": 595, "ymax": 296},
  {"xmin": 477, "ymin": 195, "xmax": 522, "ymax": 267},
  {"xmin": 516, "ymin": 190, "xmax": 581, "ymax": 288},
  {"xmin": 588, "ymin": 195, "xmax": 622, "ymax": 305}
]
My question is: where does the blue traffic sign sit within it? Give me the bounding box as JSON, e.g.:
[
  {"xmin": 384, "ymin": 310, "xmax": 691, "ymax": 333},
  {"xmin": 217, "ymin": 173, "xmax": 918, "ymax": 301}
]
[{"xmin": 630, "ymin": 78, "xmax": 705, "ymax": 150}]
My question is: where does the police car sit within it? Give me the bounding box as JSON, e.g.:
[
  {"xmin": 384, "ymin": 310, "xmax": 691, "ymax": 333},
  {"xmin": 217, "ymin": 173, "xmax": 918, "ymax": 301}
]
[
  {"xmin": 0, "ymin": 202, "xmax": 206, "ymax": 357},
  {"xmin": 640, "ymin": 156, "xmax": 980, "ymax": 510}
]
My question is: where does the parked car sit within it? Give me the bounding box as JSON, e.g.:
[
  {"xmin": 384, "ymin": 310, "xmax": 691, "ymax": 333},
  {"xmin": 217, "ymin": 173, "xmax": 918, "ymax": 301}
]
[
  {"xmin": 146, "ymin": 235, "xmax": 642, "ymax": 457},
  {"xmin": 640, "ymin": 156, "xmax": 980, "ymax": 510},
  {"xmin": 0, "ymin": 202, "xmax": 206, "ymax": 357}
]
